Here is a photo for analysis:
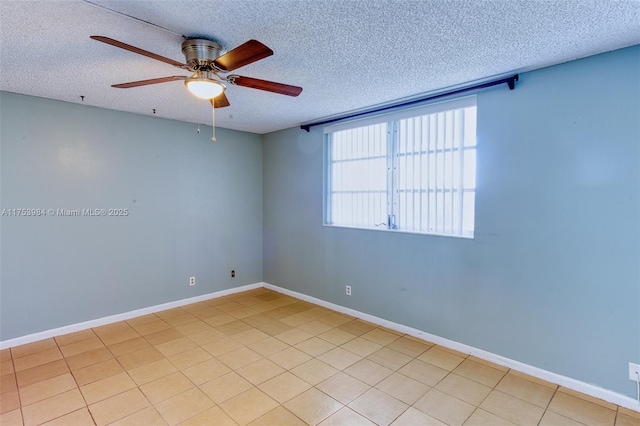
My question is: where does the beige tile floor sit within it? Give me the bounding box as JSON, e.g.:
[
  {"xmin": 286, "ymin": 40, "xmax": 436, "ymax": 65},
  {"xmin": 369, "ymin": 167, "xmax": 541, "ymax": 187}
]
[{"xmin": 1, "ymin": 288, "xmax": 638, "ymax": 426}]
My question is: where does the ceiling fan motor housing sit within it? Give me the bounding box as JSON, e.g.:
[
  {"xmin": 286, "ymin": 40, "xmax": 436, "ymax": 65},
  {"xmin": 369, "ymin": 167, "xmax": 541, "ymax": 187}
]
[{"xmin": 181, "ymin": 39, "xmax": 223, "ymax": 71}]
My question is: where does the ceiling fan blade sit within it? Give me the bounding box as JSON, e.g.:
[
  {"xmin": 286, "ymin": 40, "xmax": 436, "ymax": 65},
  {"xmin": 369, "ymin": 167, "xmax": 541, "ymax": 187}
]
[
  {"xmin": 91, "ymin": 36, "xmax": 187, "ymax": 69},
  {"xmin": 227, "ymin": 75, "xmax": 303, "ymax": 97},
  {"xmin": 210, "ymin": 92, "xmax": 231, "ymax": 108},
  {"xmin": 111, "ymin": 76, "xmax": 186, "ymax": 88},
  {"xmin": 213, "ymin": 40, "xmax": 273, "ymax": 72}
]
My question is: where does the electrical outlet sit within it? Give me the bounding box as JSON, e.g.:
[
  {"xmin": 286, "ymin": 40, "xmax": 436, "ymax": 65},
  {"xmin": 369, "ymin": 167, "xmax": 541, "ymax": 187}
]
[
  {"xmin": 629, "ymin": 362, "xmax": 640, "ymax": 381},
  {"xmin": 189, "ymin": 277, "xmax": 195, "ymax": 286},
  {"xmin": 346, "ymin": 285, "xmax": 351, "ymax": 296},
  {"xmin": 231, "ymin": 270, "xmax": 235, "ymax": 278}
]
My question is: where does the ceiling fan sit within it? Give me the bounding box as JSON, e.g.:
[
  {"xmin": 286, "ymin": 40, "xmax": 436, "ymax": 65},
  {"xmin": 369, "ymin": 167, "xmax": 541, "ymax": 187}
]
[{"xmin": 90, "ymin": 36, "xmax": 303, "ymax": 109}]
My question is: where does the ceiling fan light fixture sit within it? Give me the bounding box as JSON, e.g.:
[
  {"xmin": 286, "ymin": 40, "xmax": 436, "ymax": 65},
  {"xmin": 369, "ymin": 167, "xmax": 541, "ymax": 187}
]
[{"xmin": 185, "ymin": 75, "xmax": 226, "ymax": 99}]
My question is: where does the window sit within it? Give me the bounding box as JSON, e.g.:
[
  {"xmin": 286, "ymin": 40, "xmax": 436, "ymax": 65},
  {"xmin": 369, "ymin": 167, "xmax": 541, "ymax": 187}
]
[{"xmin": 325, "ymin": 96, "xmax": 477, "ymax": 238}]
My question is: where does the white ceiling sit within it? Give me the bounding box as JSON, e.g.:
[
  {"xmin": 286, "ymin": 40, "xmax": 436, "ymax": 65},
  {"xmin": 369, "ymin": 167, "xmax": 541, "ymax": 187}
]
[{"xmin": 1, "ymin": 1, "xmax": 638, "ymax": 134}]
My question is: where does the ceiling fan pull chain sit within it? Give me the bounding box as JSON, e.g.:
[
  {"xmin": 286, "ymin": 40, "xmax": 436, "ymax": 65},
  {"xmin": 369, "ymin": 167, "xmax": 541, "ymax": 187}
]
[
  {"xmin": 211, "ymin": 104, "xmax": 216, "ymax": 142},
  {"xmin": 197, "ymin": 98, "xmax": 201, "ymax": 134}
]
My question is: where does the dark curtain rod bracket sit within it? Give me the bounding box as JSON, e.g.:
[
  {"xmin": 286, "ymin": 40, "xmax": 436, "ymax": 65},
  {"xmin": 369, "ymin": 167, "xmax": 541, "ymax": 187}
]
[{"xmin": 300, "ymin": 74, "xmax": 519, "ymax": 132}]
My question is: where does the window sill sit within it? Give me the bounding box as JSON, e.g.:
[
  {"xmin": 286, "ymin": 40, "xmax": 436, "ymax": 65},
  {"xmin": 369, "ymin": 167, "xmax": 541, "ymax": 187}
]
[{"xmin": 322, "ymin": 223, "xmax": 474, "ymax": 239}]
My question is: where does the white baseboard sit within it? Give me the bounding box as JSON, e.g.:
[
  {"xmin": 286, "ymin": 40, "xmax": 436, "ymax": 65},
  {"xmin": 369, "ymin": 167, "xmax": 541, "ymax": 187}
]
[
  {"xmin": 2, "ymin": 280, "xmax": 638, "ymax": 412},
  {"xmin": 263, "ymin": 282, "xmax": 640, "ymax": 412},
  {"xmin": 0, "ymin": 283, "xmax": 262, "ymax": 350}
]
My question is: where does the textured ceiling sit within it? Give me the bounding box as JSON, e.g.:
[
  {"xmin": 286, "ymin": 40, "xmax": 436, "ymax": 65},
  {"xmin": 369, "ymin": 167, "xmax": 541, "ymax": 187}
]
[{"xmin": 1, "ymin": 0, "xmax": 638, "ymax": 134}]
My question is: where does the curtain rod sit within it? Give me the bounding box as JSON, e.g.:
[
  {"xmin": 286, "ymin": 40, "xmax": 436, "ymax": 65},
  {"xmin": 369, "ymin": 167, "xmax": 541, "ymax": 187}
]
[{"xmin": 300, "ymin": 74, "xmax": 518, "ymax": 132}]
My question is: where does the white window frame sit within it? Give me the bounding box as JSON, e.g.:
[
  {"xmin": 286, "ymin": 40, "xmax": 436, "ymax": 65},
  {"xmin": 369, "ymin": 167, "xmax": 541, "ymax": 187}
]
[{"xmin": 324, "ymin": 96, "xmax": 477, "ymax": 238}]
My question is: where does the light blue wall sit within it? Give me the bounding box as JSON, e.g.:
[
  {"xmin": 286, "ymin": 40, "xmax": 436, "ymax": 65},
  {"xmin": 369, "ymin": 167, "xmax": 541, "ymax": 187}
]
[
  {"xmin": 0, "ymin": 92, "xmax": 263, "ymax": 340},
  {"xmin": 263, "ymin": 46, "xmax": 640, "ymax": 397}
]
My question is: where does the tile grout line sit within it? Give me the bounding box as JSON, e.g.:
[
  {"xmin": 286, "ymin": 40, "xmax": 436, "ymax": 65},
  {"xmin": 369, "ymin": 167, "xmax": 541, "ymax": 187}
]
[
  {"xmin": 538, "ymin": 385, "xmax": 561, "ymax": 426},
  {"xmin": 17, "ymin": 352, "xmax": 25, "ymax": 426},
  {"xmin": 59, "ymin": 332, "xmax": 96, "ymax": 426},
  {"xmin": 463, "ymin": 366, "xmax": 508, "ymax": 426}
]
